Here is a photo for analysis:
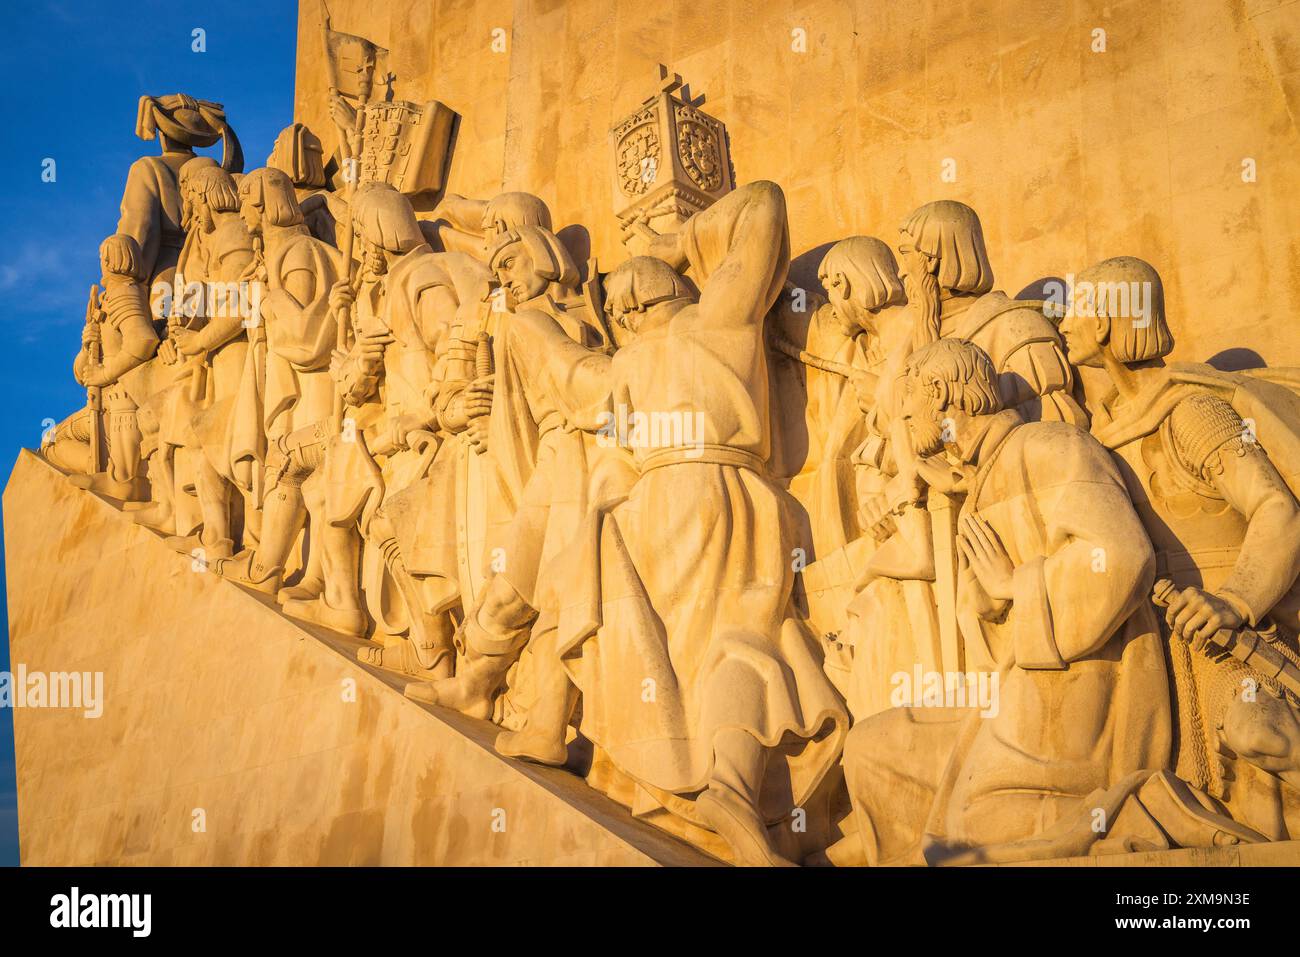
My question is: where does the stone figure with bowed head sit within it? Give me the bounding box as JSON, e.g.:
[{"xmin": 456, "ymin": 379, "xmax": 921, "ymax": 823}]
[
  {"xmin": 896, "ymin": 200, "xmax": 1086, "ymax": 428},
  {"xmin": 1059, "ymin": 256, "xmax": 1300, "ymax": 824},
  {"xmin": 832, "ymin": 337, "xmax": 1170, "ymax": 866},
  {"xmin": 119, "ymin": 94, "xmax": 243, "ymax": 290},
  {"xmin": 43, "ymin": 235, "xmax": 159, "ymax": 500},
  {"xmin": 490, "ymin": 182, "xmax": 850, "ymax": 867},
  {"xmin": 764, "ymin": 236, "xmax": 909, "ymax": 558}
]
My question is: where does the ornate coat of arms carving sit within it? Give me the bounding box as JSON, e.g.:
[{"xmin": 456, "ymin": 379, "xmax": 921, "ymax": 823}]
[
  {"xmin": 608, "ymin": 69, "xmax": 734, "ymax": 237},
  {"xmin": 360, "ymin": 98, "xmax": 456, "ymax": 198}
]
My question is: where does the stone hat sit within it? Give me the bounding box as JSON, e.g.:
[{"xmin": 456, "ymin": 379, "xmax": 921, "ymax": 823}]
[{"xmin": 136, "ymin": 94, "xmax": 244, "ymax": 173}]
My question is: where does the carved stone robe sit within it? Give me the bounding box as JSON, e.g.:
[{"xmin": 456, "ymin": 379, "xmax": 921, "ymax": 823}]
[
  {"xmin": 550, "ymin": 182, "xmax": 848, "ymax": 822},
  {"xmin": 843, "ymin": 412, "xmax": 1171, "ymax": 864}
]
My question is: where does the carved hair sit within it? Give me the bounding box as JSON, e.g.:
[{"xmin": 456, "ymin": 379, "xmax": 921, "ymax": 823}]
[
  {"xmin": 188, "ymin": 165, "xmax": 241, "ymax": 214},
  {"xmin": 818, "ymin": 236, "xmax": 906, "ymax": 312},
  {"xmin": 905, "ymin": 338, "xmax": 1003, "ymax": 415},
  {"xmin": 99, "ymin": 234, "xmax": 144, "ymax": 281},
  {"xmin": 268, "ymin": 123, "xmax": 326, "ymax": 190},
  {"xmin": 899, "ymin": 200, "xmax": 995, "ymax": 296},
  {"xmin": 604, "ymin": 256, "xmax": 695, "ymax": 317},
  {"xmin": 1076, "ymin": 256, "xmax": 1172, "ymax": 364},
  {"xmin": 178, "ymin": 156, "xmax": 219, "ymax": 191},
  {"xmin": 488, "ymin": 224, "xmax": 579, "ymax": 287},
  {"xmin": 351, "ymin": 182, "xmax": 425, "ymax": 253},
  {"xmin": 238, "ymin": 168, "xmax": 305, "ymax": 228},
  {"xmin": 483, "ymin": 192, "xmax": 552, "ymax": 235}
]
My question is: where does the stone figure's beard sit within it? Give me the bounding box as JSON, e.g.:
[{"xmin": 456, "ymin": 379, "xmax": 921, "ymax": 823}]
[
  {"xmin": 909, "ymin": 412, "xmax": 947, "ymax": 458},
  {"xmin": 904, "ymin": 268, "xmax": 942, "ymax": 352}
]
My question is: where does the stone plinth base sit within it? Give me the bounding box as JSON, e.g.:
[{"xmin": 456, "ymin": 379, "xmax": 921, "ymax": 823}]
[
  {"xmin": 7, "ymin": 449, "xmax": 1300, "ymax": 867},
  {"xmin": 4, "ymin": 451, "xmax": 715, "ymax": 866}
]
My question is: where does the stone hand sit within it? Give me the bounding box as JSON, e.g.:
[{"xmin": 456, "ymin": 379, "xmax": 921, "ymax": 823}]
[
  {"xmin": 1165, "ymin": 586, "xmax": 1244, "ymax": 645},
  {"xmin": 466, "ymin": 415, "xmax": 489, "ymax": 453},
  {"xmin": 173, "ymin": 328, "xmax": 204, "ymax": 357},
  {"xmin": 849, "ymin": 368, "xmax": 880, "ymax": 415},
  {"xmin": 352, "ymin": 329, "xmax": 393, "ymax": 375},
  {"xmin": 958, "ymin": 514, "xmax": 1015, "ymax": 601},
  {"xmin": 327, "ymin": 91, "xmax": 357, "ymax": 134},
  {"xmin": 328, "ymin": 279, "xmax": 356, "ymax": 315},
  {"xmin": 82, "ymin": 366, "xmax": 112, "ymax": 388},
  {"xmin": 463, "ymin": 374, "xmax": 494, "ymax": 418}
]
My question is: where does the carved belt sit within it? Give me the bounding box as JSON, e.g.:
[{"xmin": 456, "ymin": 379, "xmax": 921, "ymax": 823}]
[{"xmin": 639, "ymin": 445, "xmax": 765, "ymax": 476}]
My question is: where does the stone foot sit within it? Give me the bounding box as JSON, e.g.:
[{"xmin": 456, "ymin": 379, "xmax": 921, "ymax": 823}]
[
  {"xmin": 356, "ymin": 641, "xmax": 451, "ymax": 681},
  {"xmin": 282, "ymin": 596, "xmax": 367, "ymax": 638},
  {"xmin": 403, "ymin": 654, "xmax": 502, "ymax": 720},
  {"xmin": 277, "ymin": 578, "xmax": 323, "ymax": 605},
  {"xmin": 129, "ymin": 500, "xmax": 174, "ymax": 534},
  {"xmin": 164, "ymin": 533, "xmax": 234, "ymax": 562},
  {"xmin": 495, "ymin": 726, "xmax": 567, "ymax": 767},
  {"xmin": 215, "ymin": 551, "xmax": 282, "ymax": 596},
  {"xmin": 696, "ymin": 788, "xmax": 797, "ymax": 867}
]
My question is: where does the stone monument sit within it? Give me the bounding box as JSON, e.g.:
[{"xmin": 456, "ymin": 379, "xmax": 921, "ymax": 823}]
[{"xmin": 7, "ymin": 0, "xmax": 1300, "ymax": 866}]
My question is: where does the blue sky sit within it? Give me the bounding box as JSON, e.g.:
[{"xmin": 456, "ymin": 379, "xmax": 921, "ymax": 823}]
[{"xmin": 0, "ymin": 0, "xmax": 298, "ymax": 865}]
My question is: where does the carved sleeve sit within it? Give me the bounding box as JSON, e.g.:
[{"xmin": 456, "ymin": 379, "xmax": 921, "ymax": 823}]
[
  {"xmin": 1010, "ymin": 429, "xmax": 1156, "ymax": 668},
  {"xmin": 116, "ymin": 159, "xmax": 163, "ymax": 281},
  {"xmin": 95, "ymin": 282, "xmax": 160, "ymax": 382},
  {"xmin": 680, "ymin": 180, "xmax": 790, "ymax": 332},
  {"xmin": 1171, "ymin": 392, "xmax": 1300, "ymax": 623}
]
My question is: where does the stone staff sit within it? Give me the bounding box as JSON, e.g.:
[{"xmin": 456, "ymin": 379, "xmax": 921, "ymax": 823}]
[{"xmin": 84, "ymin": 284, "xmax": 104, "ymax": 474}]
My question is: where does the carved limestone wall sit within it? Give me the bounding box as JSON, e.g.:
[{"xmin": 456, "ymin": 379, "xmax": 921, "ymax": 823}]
[{"xmin": 293, "ymin": 0, "xmax": 1300, "ymax": 368}]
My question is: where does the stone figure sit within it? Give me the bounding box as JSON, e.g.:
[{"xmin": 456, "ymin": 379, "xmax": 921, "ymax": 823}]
[
  {"xmin": 1060, "ymin": 256, "xmax": 1300, "ymax": 837},
  {"xmin": 283, "ymin": 183, "xmax": 483, "ymax": 644},
  {"xmin": 501, "ymin": 183, "xmax": 849, "ymax": 867},
  {"xmin": 769, "ymin": 236, "xmax": 909, "ymax": 557},
  {"xmin": 835, "ymin": 338, "xmax": 1169, "ymax": 865},
  {"xmin": 267, "ymin": 122, "xmax": 345, "ymax": 247},
  {"xmin": 428, "ymin": 191, "xmax": 553, "ymax": 261},
  {"xmin": 404, "ymin": 217, "xmax": 612, "ymax": 715},
  {"xmin": 159, "ymin": 165, "xmax": 256, "ymax": 562},
  {"xmin": 35, "ymin": 55, "xmax": 1300, "ymax": 870},
  {"xmin": 43, "ymin": 235, "xmax": 159, "ymax": 499},
  {"xmin": 896, "ymin": 200, "xmax": 1085, "ymax": 427},
  {"xmin": 127, "ymin": 158, "xmax": 230, "ymax": 538},
  {"xmin": 217, "ymin": 168, "xmax": 343, "ymax": 605},
  {"xmin": 120, "ymin": 94, "xmax": 243, "ymax": 289}
]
